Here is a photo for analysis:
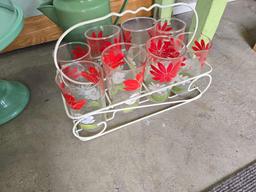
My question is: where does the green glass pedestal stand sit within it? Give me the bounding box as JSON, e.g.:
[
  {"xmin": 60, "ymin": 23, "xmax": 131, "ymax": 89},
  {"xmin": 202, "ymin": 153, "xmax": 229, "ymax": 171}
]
[{"xmin": 0, "ymin": 3, "xmax": 30, "ymax": 125}]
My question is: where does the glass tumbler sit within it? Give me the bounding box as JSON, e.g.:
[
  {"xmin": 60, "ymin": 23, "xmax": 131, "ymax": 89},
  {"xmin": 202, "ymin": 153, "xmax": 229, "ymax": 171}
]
[
  {"xmin": 102, "ymin": 42, "xmax": 147, "ymax": 111},
  {"xmin": 177, "ymin": 32, "xmax": 212, "ymax": 73},
  {"xmin": 55, "ymin": 61, "xmax": 106, "ymax": 134},
  {"xmin": 156, "ymin": 17, "xmax": 186, "ymax": 37},
  {"xmin": 145, "ymin": 35, "xmax": 186, "ymax": 102},
  {"xmin": 57, "ymin": 42, "xmax": 91, "ymax": 69},
  {"xmin": 121, "ymin": 17, "xmax": 157, "ymax": 46},
  {"xmin": 85, "ymin": 25, "xmax": 122, "ymax": 61}
]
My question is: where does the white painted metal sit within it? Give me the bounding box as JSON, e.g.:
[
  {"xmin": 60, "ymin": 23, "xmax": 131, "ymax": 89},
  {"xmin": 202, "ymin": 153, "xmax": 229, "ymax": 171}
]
[{"xmin": 53, "ymin": 3, "xmax": 213, "ymax": 141}]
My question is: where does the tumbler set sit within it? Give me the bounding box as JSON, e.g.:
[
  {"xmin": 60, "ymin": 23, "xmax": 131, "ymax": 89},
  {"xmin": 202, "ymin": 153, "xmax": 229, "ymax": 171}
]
[{"xmin": 53, "ymin": 3, "xmax": 213, "ymax": 141}]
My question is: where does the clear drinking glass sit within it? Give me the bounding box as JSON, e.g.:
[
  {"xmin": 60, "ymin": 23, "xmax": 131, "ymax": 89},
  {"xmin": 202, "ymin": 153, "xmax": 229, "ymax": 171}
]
[
  {"xmin": 156, "ymin": 17, "xmax": 186, "ymax": 37},
  {"xmin": 121, "ymin": 17, "xmax": 157, "ymax": 46},
  {"xmin": 102, "ymin": 42, "xmax": 147, "ymax": 111},
  {"xmin": 55, "ymin": 61, "xmax": 106, "ymax": 134},
  {"xmin": 177, "ymin": 32, "xmax": 212, "ymax": 73},
  {"xmin": 85, "ymin": 25, "xmax": 122, "ymax": 61},
  {"xmin": 145, "ymin": 35, "xmax": 186, "ymax": 102},
  {"xmin": 57, "ymin": 42, "xmax": 91, "ymax": 69}
]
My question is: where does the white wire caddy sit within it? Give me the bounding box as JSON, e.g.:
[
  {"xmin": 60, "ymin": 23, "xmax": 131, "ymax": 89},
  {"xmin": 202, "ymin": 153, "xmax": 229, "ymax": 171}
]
[{"xmin": 53, "ymin": 2, "xmax": 213, "ymax": 141}]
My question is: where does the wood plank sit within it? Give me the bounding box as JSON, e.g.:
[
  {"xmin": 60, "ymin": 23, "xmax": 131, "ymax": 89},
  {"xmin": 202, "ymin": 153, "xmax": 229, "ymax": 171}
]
[
  {"xmin": 3, "ymin": 15, "xmax": 63, "ymax": 53},
  {"xmin": 111, "ymin": 0, "xmax": 153, "ymax": 24},
  {"xmin": 2, "ymin": 0, "xmax": 153, "ymax": 53}
]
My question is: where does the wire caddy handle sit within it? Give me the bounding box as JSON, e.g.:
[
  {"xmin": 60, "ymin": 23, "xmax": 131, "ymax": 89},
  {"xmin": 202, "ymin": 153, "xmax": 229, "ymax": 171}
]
[{"xmin": 53, "ymin": 2, "xmax": 213, "ymax": 141}]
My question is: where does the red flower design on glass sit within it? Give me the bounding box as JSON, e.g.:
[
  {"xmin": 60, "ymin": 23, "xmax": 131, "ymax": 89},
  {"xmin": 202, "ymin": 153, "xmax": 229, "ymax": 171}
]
[
  {"xmin": 123, "ymin": 72, "xmax": 144, "ymax": 91},
  {"xmin": 123, "ymin": 31, "xmax": 131, "ymax": 43},
  {"xmin": 81, "ymin": 66, "xmax": 100, "ymax": 84},
  {"xmin": 63, "ymin": 66, "xmax": 81, "ymax": 79},
  {"xmin": 102, "ymin": 46, "xmax": 125, "ymax": 69},
  {"xmin": 101, "ymin": 38, "xmax": 119, "ymax": 52},
  {"xmin": 192, "ymin": 39, "xmax": 211, "ymax": 66},
  {"xmin": 177, "ymin": 34, "xmax": 185, "ymax": 42},
  {"xmin": 150, "ymin": 62, "xmax": 181, "ymax": 83},
  {"xmin": 89, "ymin": 31, "xmax": 120, "ymax": 56},
  {"xmin": 149, "ymin": 38, "xmax": 180, "ymax": 58},
  {"xmin": 63, "ymin": 93, "xmax": 87, "ymax": 110},
  {"xmin": 157, "ymin": 21, "xmax": 173, "ymax": 32},
  {"xmin": 181, "ymin": 56, "xmax": 187, "ymax": 67},
  {"xmin": 72, "ymin": 46, "xmax": 88, "ymax": 60},
  {"xmin": 91, "ymin": 31, "xmax": 103, "ymax": 38},
  {"xmin": 192, "ymin": 39, "xmax": 210, "ymax": 51}
]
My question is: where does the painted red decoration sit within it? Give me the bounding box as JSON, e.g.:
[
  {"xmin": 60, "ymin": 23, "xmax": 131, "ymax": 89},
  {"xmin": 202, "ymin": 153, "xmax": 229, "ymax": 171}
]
[
  {"xmin": 157, "ymin": 21, "xmax": 173, "ymax": 32},
  {"xmin": 102, "ymin": 46, "xmax": 125, "ymax": 69},
  {"xmin": 89, "ymin": 31, "xmax": 120, "ymax": 56},
  {"xmin": 81, "ymin": 66, "xmax": 100, "ymax": 84},
  {"xmin": 123, "ymin": 31, "xmax": 131, "ymax": 43},
  {"xmin": 148, "ymin": 38, "xmax": 180, "ymax": 58},
  {"xmin": 63, "ymin": 66, "xmax": 81, "ymax": 80},
  {"xmin": 123, "ymin": 72, "xmax": 144, "ymax": 91},
  {"xmin": 91, "ymin": 31, "xmax": 103, "ymax": 38},
  {"xmin": 192, "ymin": 39, "xmax": 210, "ymax": 51},
  {"xmin": 72, "ymin": 46, "xmax": 88, "ymax": 60},
  {"xmin": 181, "ymin": 56, "xmax": 187, "ymax": 67},
  {"xmin": 150, "ymin": 62, "xmax": 181, "ymax": 83},
  {"xmin": 192, "ymin": 39, "xmax": 211, "ymax": 66},
  {"xmin": 63, "ymin": 93, "xmax": 87, "ymax": 110}
]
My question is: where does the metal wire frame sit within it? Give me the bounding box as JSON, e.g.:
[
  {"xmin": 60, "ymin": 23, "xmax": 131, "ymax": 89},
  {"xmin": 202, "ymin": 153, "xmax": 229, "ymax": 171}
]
[
  {"xmin": 59, "ymin": 62, "xmax": 212, "ymax": 141},
  {"xmin": 52, "ymin": 3, "xmax": 212, "ymax": 141}
]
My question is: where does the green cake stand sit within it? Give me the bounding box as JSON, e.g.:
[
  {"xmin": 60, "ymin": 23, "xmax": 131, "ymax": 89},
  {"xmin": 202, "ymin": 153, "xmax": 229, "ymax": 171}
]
[{"xmin": 0, "ymin": 1, "xmax": 30, "ymax": 125}]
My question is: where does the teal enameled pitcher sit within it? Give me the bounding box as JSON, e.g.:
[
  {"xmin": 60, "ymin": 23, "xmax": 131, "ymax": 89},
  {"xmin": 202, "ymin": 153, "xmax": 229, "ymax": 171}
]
[{"xmin": 38, "ymin": 0, "xmax": 112, "ymax": 41}]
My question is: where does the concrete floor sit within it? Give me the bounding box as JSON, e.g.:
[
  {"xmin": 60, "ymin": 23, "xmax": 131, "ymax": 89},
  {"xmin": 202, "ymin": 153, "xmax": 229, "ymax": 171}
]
[{"xmin": 1, "ymin": 1, "xmax": 256, "ymax": 191}]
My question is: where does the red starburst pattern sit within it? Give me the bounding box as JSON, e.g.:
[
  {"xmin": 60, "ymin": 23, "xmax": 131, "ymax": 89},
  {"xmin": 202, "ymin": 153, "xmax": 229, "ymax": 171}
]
[
  {"xmin": 62, "ymin": 66, "xmax": 81, "ymax": 80},
  {"xmin": 102, "ymin": 46, "xmax": 125, "ymax": 69},
  {"xmin": 88, "ymin": 31, "xmax": 121, "ymax": 57},
  {"xmin": 181, "ymin": 56, "xmax": 187, "ymax": 67},
  {"xmin": 192, "ymin": 39, "xmax": 211, "ymax": 66},
  {"xmin": 150, "ymin": 61, "xmax": 181, "ymax": 83},
  {"xmin": 177, "ymin": 33, "xmax": 185, "ymax": 42},
  {"xmin": 63, "ymin": 93, "xmax": 87, "ymax": 110},
  {"xmin": 123, "ymin": 72, "xmax": 144, "ymax": 91},
  {"xmin": 148, "ymin": 38, "xmax": 180, "ymax": 59},
  {"xmin": 72, "ymin": 46, "xmax": 88, "ymax": 60},
  {"xmin": 157, "ymin": 21, "xmax": 173, "ymax": 32},
  {"xmin": 123, "ymin": 31, "xmax": 131, "ymax": 43},
  {"xmin": 81, "ymin": 66, "xmax": 100, "ymax": 84},
  {"xmin": 192, "ymin": 39, "xmax": 210, "ymax": 51}
]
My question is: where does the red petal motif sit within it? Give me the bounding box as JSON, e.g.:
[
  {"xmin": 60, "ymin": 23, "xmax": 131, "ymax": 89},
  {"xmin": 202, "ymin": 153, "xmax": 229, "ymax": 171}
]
[
  {"xmin": 89, "ymin": 31, "xmax": 120, "ymax": 56},
  {"xmin": 72, "ymin": 99, "xmax": 87, "ymax": 110},
  {"xmin": 123, "ymin": 80, "xmax": 140, "ymax": 91},
  {"xmin": 192, "ymin": 39, "xmax": 210, "ymax": 51},
  {"xmin": 157, "ymin": 21, "xmax": 173, "ymax": 32},
  {"xmin": 102, "ymin": 46, "xmax": 125, "ymax": 69},
  {"xmin": 81, "ymin": 66, "xmax": 100, "ymax": 84},
  {"xmin": 72, "ymin": 46, "xmax": 88, "ymax": 60},
  {"xmin": 63, "ymin": 93, "xmax": 87, "ymax": 110},
  {"xmin": 150, "ymin": 61, "xmax": 181, "ymax": 83},
  {"xmin": 123, "ymin": 72, "xmax": 144, "ymax": 92},
  {"xmin": 63, "ymin": 66, "xmax": 81, "ymax": 79},
  {"xmin": 148, "ymin": 39, "xmax": 181, "ymax": 58},
  {"xmin": 123, "ymin": 31, "xmax": 131, "ymax": 43},
  {"xmin": 192, "ymin": 39, "xmax": 211, "ymax": 66}
]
